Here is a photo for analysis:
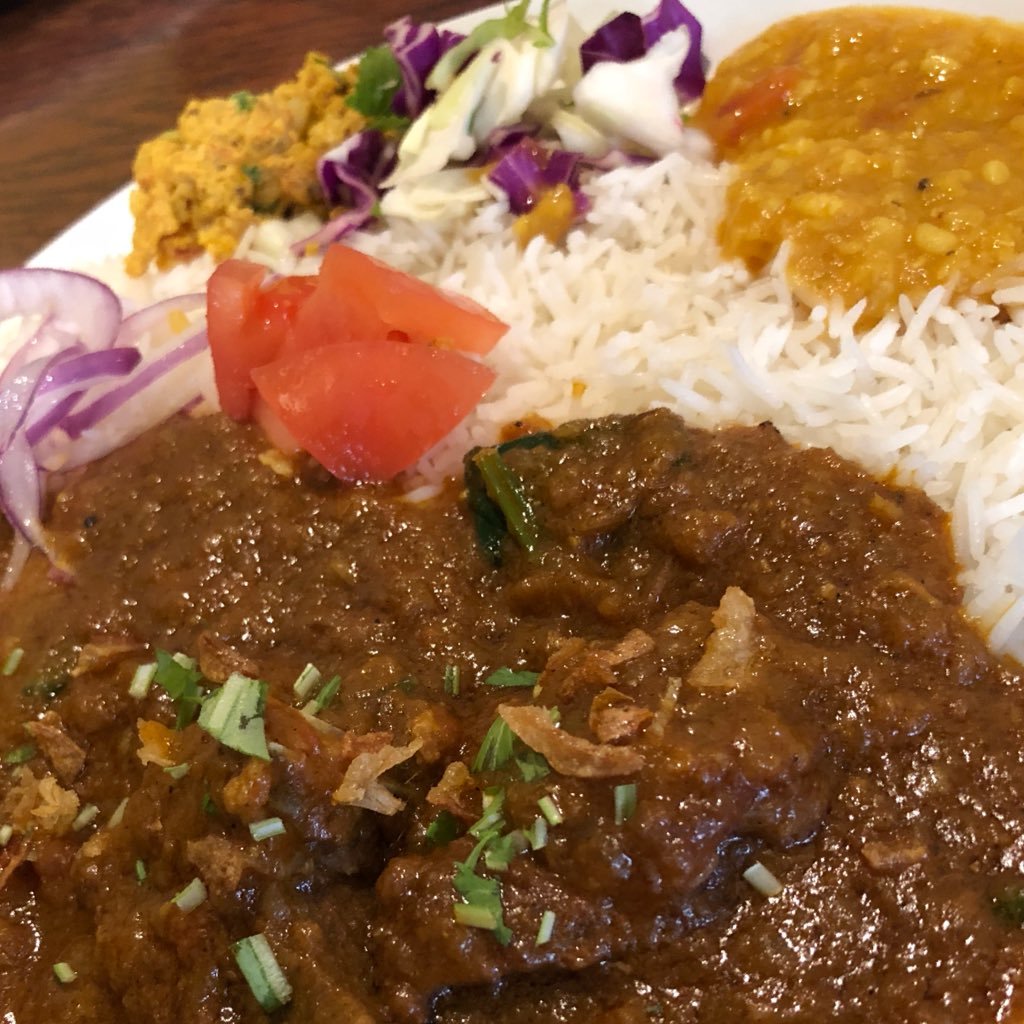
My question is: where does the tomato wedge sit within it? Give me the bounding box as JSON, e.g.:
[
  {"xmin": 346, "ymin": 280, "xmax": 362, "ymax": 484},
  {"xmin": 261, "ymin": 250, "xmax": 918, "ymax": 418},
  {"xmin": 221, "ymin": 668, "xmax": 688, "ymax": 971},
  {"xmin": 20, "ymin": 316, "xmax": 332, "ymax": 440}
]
[
  {"xmin": 252, "ymin": 341, "xmax": 497, "ymax": 480},
  {"xmin": 207, "ymin": 261, "xmax": 317, "ymax": 419},
  {"xmin": 206, "ymin": 248, "xmax": 507, "ymax": 479},
  {"xmin": 315, "ymin": 245, "xmax": 509, "ymax": 355}
]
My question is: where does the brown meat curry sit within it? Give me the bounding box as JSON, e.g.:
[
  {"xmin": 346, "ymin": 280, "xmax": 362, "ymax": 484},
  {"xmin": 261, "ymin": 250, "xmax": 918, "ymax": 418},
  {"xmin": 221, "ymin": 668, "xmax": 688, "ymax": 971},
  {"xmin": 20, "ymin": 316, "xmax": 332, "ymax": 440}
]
[{"xmin": 1, "ymin": 409, "xmax": 1023, "ymax": 1022}]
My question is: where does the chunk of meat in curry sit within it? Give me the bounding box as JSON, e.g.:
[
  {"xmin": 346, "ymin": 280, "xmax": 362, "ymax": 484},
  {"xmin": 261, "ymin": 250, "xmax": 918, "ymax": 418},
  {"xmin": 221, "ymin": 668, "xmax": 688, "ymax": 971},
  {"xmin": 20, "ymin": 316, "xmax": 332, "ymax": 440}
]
[{"xmin": 0, "ymin": 409, "xmax": 1022, "ymax": 1023}]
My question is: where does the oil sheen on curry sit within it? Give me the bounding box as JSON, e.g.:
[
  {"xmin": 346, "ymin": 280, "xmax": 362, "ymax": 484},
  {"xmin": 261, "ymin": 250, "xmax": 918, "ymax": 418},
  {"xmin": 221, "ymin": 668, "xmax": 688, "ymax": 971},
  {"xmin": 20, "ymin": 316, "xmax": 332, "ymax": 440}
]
[
  {"xmin": 1, "ymin": 408, "xmax": 1024, "ymax": 1022},
  {"xmin": 695, "ymin": 6, "xmax": 1024, "ymax": 323}
]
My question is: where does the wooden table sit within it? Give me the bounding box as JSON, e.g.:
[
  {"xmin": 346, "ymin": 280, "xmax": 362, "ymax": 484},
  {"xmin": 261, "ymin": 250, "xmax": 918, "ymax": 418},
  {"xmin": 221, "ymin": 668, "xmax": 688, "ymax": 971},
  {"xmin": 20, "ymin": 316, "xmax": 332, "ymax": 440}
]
[{"xmin": 0, "ymin": 0, "xmax": 481, "ymax": 268}]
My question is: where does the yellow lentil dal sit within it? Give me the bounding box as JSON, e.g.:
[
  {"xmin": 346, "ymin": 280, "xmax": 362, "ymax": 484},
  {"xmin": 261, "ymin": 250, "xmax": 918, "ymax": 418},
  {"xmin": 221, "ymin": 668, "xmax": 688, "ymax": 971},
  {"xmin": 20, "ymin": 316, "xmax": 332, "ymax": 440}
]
[
  {"xmin": 127, "ymin": 54, "xmax": 363, "ymax": 276},
  {"xmin": 694, "ymin": 6, "xmax": 1024, "ymax": 324}
]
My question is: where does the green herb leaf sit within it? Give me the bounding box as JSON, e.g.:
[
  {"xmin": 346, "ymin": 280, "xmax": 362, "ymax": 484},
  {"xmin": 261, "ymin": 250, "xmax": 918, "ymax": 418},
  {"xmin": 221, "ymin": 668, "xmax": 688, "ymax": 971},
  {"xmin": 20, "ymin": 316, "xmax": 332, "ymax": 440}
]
[
  {"xmin": 154, "ymin": 650, "xmax": 205, "ymax": 729},
  {"xmin": 472, "ymin": 717, "xmax": 517, "ymax": 773},
  {"xmin": 473, "ymin": 449, "xmax": 541, "ymax": 558},
  {"xmin": 483, "ymin": 829, "xmax": 528, "ymax": 872},
  {"xmin": 231, "ymin": 90, "xmax": 255, "ymax": 112},
  {"xmin": 515, "ymin": 747, "xmax": 550, "ymax": 783},
  {"xmin": 135, "ymin": 859, "xmax": 147, "ymax": 883},
  {"xmin": 453, "ymin": 855, "xmax": 512, "ymax": 945},
  {"xmin": 346, "ymin": 45, "xmax": 407, "ymax": 129},
  {"xmin": 484, "ymin": 667, "xmax": 540, "ymax": 689},
  {"xmin": 197, "ymin": 673, "xmax": 270, "ymax": 760},
  {"xmin": 469, "ymin": 787, "xmax": 507, "ymax": 838},
  {"xmin": 426, "ymin": 810, "xmax": 462, "ymax": 847},
  {"xmin": 309, "ymin": 675, "xmax": 340, "ymax": 715},
  {"xmin": 3, "ymin": 743, "xmax": 36, "ymax": 766},
  {"xmin": 241, "ymin": 164, "xmax": 262, "ymax": 189}
]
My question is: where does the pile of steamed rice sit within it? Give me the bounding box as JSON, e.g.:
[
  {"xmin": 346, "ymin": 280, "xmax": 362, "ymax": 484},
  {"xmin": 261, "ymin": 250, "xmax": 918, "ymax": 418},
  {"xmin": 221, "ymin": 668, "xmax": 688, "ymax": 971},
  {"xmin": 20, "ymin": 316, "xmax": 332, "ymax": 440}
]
[{"xmin": 88, "ymin": 139, "xmax": 1024, "ymax": 663}]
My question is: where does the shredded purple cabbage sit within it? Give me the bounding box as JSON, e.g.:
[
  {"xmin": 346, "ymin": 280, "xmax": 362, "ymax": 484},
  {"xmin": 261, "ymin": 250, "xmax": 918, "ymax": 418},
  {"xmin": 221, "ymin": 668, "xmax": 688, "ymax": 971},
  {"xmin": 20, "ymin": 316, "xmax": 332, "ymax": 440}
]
[
  {"xmin": 383, "ymin": 16, "xmax": 465, "ymax": 119},
  {"xmin": 580, "ymin": 0, "xmax": 706, "ymax": 101},
  {"xmin": 488, "ymin": 140, "xmax": 588, "ymax": 218},
  {"xmin": 299, "ymin": 131, "xmax": 397, "ymax": 252}
]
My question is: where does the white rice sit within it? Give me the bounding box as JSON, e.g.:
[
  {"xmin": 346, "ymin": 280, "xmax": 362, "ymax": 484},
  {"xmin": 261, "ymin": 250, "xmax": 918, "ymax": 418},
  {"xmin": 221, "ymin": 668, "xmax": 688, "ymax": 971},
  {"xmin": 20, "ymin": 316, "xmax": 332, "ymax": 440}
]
[{"xmin": 87, "ymin": 146, "xmax": 1024, "ymax": 663}]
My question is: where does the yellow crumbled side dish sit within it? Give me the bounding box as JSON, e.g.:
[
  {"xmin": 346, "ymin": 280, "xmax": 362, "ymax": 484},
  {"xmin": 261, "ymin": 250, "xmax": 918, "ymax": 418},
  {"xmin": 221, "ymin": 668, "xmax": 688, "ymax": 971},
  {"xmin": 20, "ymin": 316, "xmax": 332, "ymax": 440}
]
[{"xmin": 126, "ymin": 53, "xmax": 364, "ymax": 276}]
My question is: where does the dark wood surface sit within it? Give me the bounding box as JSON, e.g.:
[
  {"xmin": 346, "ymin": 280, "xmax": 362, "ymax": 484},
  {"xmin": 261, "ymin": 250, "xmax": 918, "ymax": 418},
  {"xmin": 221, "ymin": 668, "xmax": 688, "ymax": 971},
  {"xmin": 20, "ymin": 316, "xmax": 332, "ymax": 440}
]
[{"xmin": 0, "ymin": 0, "xmax": 482, "ymax": 268}]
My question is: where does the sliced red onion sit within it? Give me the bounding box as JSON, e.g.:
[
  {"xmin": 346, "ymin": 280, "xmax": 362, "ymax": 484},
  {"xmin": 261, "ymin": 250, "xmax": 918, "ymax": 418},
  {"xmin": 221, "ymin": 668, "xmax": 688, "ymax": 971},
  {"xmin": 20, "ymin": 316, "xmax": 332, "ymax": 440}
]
[
  {"xmin": 299, "ymin": 131, "xmax": 397, "ymax": 252},
  {"xmin": 0, "ymin": 268, "xmax": 121, "ymax": 355},
  {"xmin": 27, "ymin": 347, "xmax": 144, "ymax": 447},
  {"xmin": 383, "ymin": 17, "xmax": 465, "ymax": 119},
  {"xmin": 116, "ymin": 293, "xmax": 204, "ymax": 348},
  {"xmin": 61, "ymin": 330, "xmax": 208, "ymax": 439},
  {"xmin": 0, "ymin": 266, "xmax": 213, "ymax": 588},
  {"xmin": 579, "ymin": 0, "xmax": 706, "ymax": 101}
]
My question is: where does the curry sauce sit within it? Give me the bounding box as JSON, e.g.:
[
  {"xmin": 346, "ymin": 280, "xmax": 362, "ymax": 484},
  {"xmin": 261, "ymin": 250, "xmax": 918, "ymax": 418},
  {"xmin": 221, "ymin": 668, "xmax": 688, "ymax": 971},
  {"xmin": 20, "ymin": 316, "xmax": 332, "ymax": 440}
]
[
  {"xmin": 1, "ymin": 410, "xmax": 1023, "ymax": 1021},
  {"xmin": 695, "ymin": 7, "xmax": 1024, "ymax": 323}
]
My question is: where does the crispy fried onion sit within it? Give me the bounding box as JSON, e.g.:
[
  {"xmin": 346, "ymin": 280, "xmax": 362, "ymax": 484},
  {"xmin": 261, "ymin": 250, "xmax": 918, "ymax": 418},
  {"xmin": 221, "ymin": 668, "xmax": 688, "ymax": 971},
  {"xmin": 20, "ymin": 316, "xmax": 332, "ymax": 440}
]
[
  {"xmin": 499, "ymin": 705, "xmax": 644, "ymax": 778},
  {"xmin": 540, "ymin": 628, "xmax": 655, "ymax": 698},
  {"xmin": 588, "ymin": 688, "xmax": 653, "ymax": 745},
  {"xmin": 332, "ymin": 739, "xmax": 422, "ymax": 815},
  {"xmin": 426, "ymin": 761, "xmax": 478, "ymax": 821},
  {"xmin": 2, "ymin": 766, "xmax": 79, "ymax": 835},
  {"xmin": 687, "ymin": 586, "xmax": 759, "ymax": 691}
]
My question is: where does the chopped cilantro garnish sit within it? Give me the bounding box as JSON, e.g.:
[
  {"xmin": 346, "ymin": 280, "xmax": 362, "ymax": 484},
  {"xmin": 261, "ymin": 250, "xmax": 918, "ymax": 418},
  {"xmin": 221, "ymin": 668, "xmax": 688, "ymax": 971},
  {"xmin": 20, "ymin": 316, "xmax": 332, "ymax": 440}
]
[
  {"xmin": 345, "ymin": 45, "xmax": 410, "ymax": 132},
  {"xmin": 249, "ymin": 817, "xmax": 286, "ymax": 842},
  {"xmin": 538, "ymin": 795, "xmax": 563, "ymax": 826},
  {"xmin": 614, "ymin": 783, "xmax": 637, "ymax": 825},
  {"xmin": 453, "ymin": 840, "xmax": 512, "ymax": 945},
  {"xmin": 472, "ymin": 717, "xmax": 517, "ymax": 773},
  {"xmin": 472, "ymin": 715, "xmax": 550, "ymax": 781},
  {"xmin": 231, "ymin": 90, "xmax": 255, "ymax": 112},
  {"xmin": 129, "ymin": 662, "xmax": 157, "ymax": 699},
  {"xmin": 3, "ymin": 743, "xmax": 36, "ymax": 766},
  {"xmin": 53, "ymin": 962, "xmax": 77, "ymax": 984},
  {"xmin": 197, "ymin": 673, "xmax": 270, "ymax": 760},
  {"xmin": 469, "ymin": 787, "xmax": 507, "ymax": 838},
  {"xmin": 306, "ymin": 675, "xmax": 340, "ymax": 716},
  {"xmin": 2, "ymin": 648, "xmax": 24, "ymax": 676},
  {"xmin": 484, "ymin": 667, "xmax": 540, "ymax": 689},
  {"xmin": 535, "ymin": 908, "xmax": 556, "ymax": 946},
  {"xmin": 135, "ymin": 859, "xmax": 147, "ymax": 883},
  {"xmin": 154, "ymin": 649, "xmax": 205, "ymax": 729},
  {"xmin": 515, "ymin": 747, "xmax": 550, "ymax": 783},
  {"xmin": 426, "ymin": 810, "xmax": 462, "ymax": 847},
  {"xmin": 444, "ymin": 664, "xmax": 461, "ymax": 697},
  {"xmin": 241, "ymin": 164, "xmax": 262, "ymax": 187},
  {"xmin": 483, "ymin": 829, "xmax": 528, "ymax": 872},
  {"xmin": 233, "ymin": 934, "xmax": 293, "ymax": 1012},
  {"xmin": 172, "ymin": 877, "xmax": 207, "ymax": 912},
  {"xmin": 292, "ymin": 663, "xmax": 321, "ymax": 700}
]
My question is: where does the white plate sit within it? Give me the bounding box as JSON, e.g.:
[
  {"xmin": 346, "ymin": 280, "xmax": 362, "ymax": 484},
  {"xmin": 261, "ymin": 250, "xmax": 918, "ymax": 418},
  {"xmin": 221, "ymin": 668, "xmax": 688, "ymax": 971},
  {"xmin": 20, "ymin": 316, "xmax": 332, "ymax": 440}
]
[{"xmin": 29, "ymin": 0, "xmax": 1023, "ymax": 272}]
